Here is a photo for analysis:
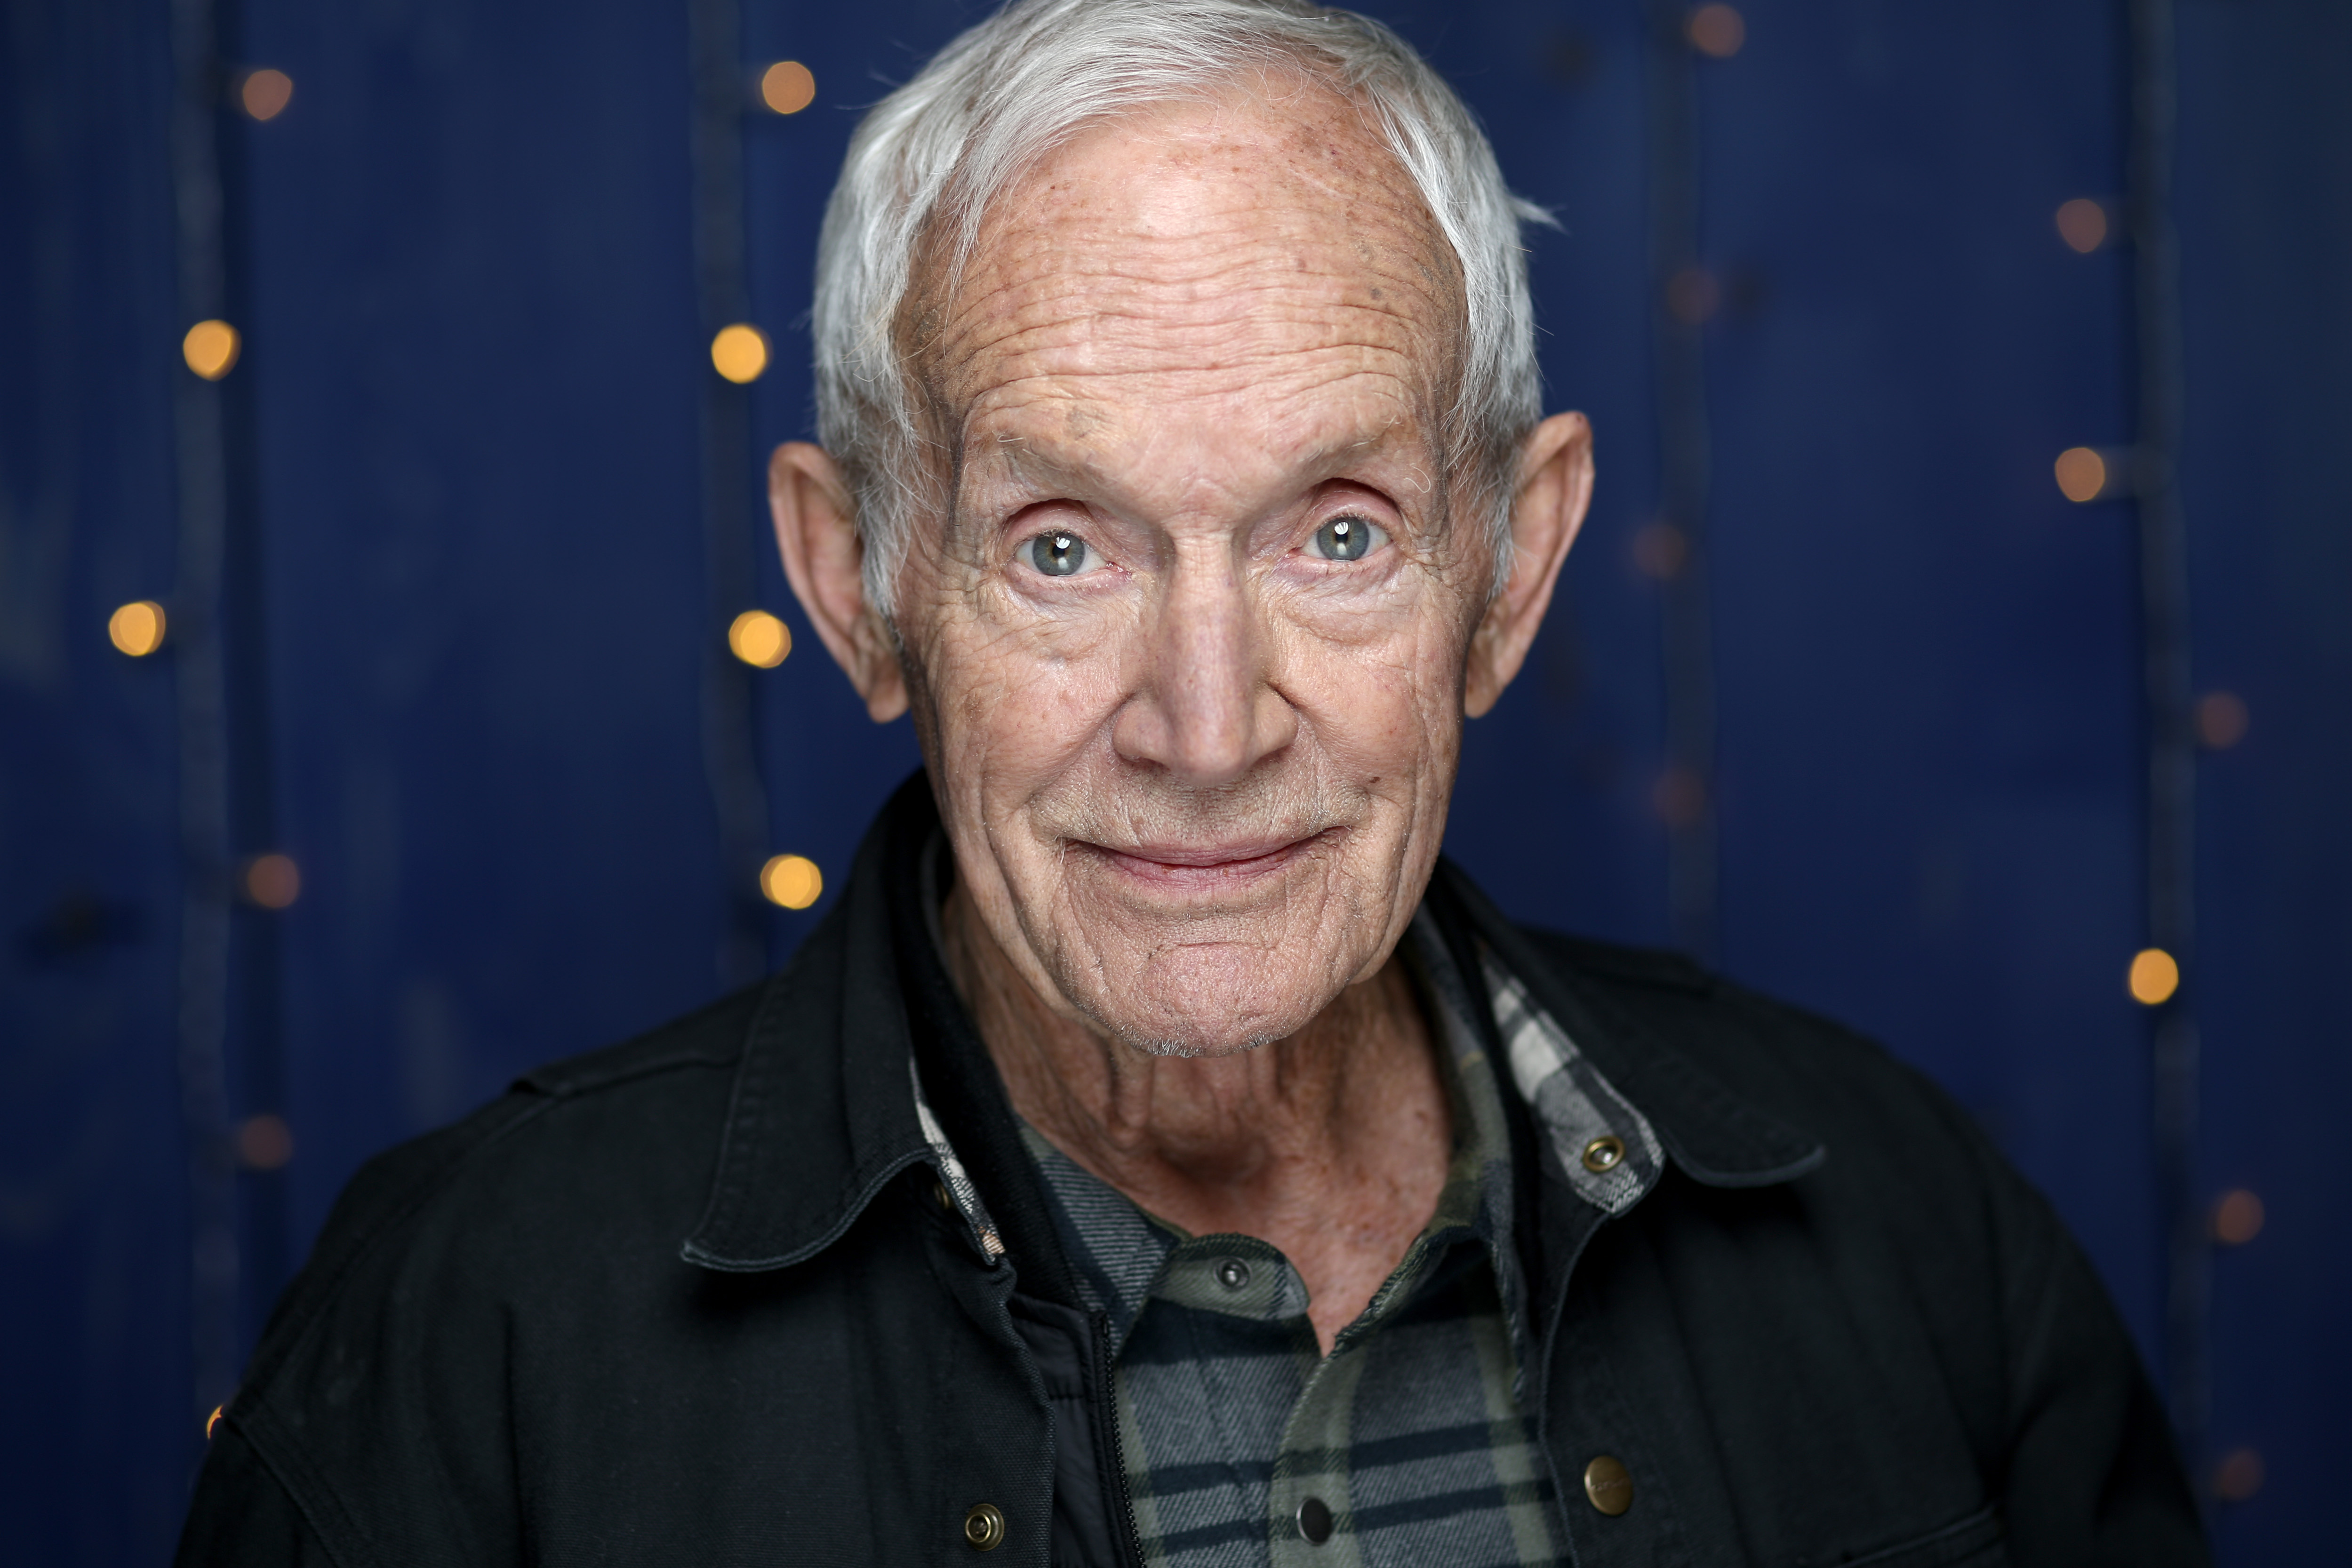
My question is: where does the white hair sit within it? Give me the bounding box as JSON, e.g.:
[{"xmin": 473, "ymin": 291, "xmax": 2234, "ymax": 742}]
[{"xmin": 811, "ymin": 0, "xmax": 1548, "ymax": 615}]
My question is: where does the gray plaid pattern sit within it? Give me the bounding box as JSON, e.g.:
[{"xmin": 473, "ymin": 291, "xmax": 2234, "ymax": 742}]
[{"xmin": 1010, "ymin": 916, "xmax": 1657, "ymax": 1567}]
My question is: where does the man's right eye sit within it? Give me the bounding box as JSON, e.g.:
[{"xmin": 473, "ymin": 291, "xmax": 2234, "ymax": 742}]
[{"xmin": 1024, "ymin": 530, "xmax": 1096, "ymax": 577}]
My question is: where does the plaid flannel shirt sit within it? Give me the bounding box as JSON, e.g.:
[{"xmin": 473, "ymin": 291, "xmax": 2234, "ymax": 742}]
[{"xmin": 996, "ymin": 912, "xmax": 1666, "ymax": 1568}]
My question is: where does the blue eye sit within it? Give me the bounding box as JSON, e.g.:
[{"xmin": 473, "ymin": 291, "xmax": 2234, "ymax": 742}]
[
  {"xmin": 1026, "ymin": 530, "xmax": 1093, "ymax": 577},
  {"xmin": 1308, "ymin": 515, "xmax": 1385, "ymax": 561}
]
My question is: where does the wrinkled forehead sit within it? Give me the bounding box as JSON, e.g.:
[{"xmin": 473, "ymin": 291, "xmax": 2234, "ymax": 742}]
[{"xmin": 904, "ymin": 81, "xmax": 1467, "ymax": 455}]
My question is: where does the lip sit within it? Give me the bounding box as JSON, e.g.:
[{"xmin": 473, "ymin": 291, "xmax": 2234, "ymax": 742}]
[{"xmin": 1080, "ymin": 827, "xmax": 1340, "ymax": 886}]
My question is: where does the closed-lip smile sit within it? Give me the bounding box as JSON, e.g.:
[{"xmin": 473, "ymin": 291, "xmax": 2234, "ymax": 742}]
[{"xmin": 1080, "ymin": 827, "xmax": 1343, "ymax": 887}]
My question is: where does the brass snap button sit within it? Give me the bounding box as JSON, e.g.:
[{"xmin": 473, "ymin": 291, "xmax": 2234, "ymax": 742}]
[
  {"xmin": 931, "ymin": 1178, "xmax": 954, "ymax": 1211},
  {"xmin": 963, "ymin": 1502, "xmax": 1007, "ymax": 1551},
  {"xmin": 1582, "ymin": 1454, "xmax": 1633, "ymax": 1516},
  {"xmin": 1581, "ymin": 1135, "xmax": 1626, "ymax": 1174},
  {"xmin": 1296, "ymin": 1496, "xmax": 1334, "ymax": 1544}
]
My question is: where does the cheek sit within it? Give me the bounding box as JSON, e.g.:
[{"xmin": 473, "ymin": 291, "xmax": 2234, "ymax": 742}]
[
  {"xmin": 1276, "ymin": 589, "xmax": 1471, "ymax": 782},
  {"xmin": 922, "ymin": 592, "xmax": 1138, "ymax": 801}
]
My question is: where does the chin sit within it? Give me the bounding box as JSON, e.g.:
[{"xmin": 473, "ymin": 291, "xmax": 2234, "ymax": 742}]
[{"xmin": 1061, "ymin": 941, "xmax": 1353, "ymax": 1059}]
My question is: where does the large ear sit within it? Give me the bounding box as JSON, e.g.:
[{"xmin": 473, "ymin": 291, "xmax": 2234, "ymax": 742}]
[
  {"xmin": 767, "ymin": 441, "xmax": 909, "ymax": 722},
  {"xmin": 1464, "ymin": 411, "xmax": 1593, "ymax": 718}
]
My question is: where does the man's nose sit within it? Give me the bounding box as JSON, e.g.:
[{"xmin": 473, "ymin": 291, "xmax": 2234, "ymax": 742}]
[{"xmin": 1113, "ymin": 544, "xmax": 1296, "ymax": 786}]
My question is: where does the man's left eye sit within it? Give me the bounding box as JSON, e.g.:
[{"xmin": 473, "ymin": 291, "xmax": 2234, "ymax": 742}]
[
  {"xmin": 1024, "ymin": 529, "xmax": 1100, "ymax": 577},
  {"xmin": 1306, "ymin": 515, "xmax": 1388, "ymax": 562}
]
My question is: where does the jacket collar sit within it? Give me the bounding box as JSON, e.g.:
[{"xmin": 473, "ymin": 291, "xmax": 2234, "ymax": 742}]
[
  {"xmin": 680, "ymin": 777, "xmax": 939, "ymax": 1272},
  {"xmin": 682, "ymin": 776, "xmax": 1822, "ymax": 1274},
  {"xmin": 1427, "ymin": 862, "xmax": 1825, "ymax": 1189}
]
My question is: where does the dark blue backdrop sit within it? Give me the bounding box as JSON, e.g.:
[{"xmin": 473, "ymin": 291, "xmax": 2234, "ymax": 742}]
[{"xmin": 5, "ymin": 1, "xmax": 2345, "ymax": 1562}]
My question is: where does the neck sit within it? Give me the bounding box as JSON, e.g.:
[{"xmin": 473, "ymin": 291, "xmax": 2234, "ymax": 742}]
[{"xmin": 941, "ymin": 883, "xmax": 1453, "ymax": 1349}]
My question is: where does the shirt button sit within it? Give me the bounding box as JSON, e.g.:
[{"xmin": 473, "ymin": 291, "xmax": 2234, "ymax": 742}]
[
  {"xmin": 1296, "ymin": 1496, "xmax": 1334, "ymax": 1544},
  {"xmin": 1581, "ymin": 1136, "xmax": 1626, "ymax": 1174},
  {"xmin": 1214, "ymin": 1256, "xmax": 1251, "ymax": 1290},
  {"xmin": 1582, "ymin": 1455, "xmax": 1633, "ymax": 1515},
  {"xmin": 963, "ymin": 1502, "xmax": 1006, "ymax": 1551}
]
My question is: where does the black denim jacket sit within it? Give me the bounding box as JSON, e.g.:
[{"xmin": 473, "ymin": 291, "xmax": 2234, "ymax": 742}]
[{"xmin": 177, "ymin": 776, "xmax": 2206, "ymax": 1567}]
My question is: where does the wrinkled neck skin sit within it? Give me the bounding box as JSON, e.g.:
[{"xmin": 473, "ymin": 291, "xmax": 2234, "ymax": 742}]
[{"xmin": 941, "ymin": 878, "xmax": 1450, "ymax": 1353}]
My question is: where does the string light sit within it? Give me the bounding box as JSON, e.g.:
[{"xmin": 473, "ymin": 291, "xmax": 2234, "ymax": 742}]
[
  {"xmin": 1650, "ymin": 766, "xmax": 1705, "ymax": 828},
  {"xmin": 183, "ymin": 320, "xmax": 240, "ymax": 380},
  {"xmin": 2211, "ymin": 1189, "xmax": 2264, "ymax": 1246},
  {"xmin": 760, "ymin": 61, "xmax": 816, "ymax": 115},
  {"xmin": 235, "ymin": 1113, "xmax": 295, "ymax": 1170},
  {"xmin": 2055, "ymin": 197, "xmax": 2108, "ymax": 254},
  {"xmin": 2212, "ymin": 1448, "xmax": 2264, "ymax": 1504},
  {"xmin": 109, "ymin": 600, "xmax": 168, "ymax": 656},
  {"xmin": 1631, "ymin": 521, "xmax": 1688, "ymax": 580},
  {"xmin": 760, "ymin": 854, "xmax": 823, "ymax": 910},
  {"xmin": 1686, "ymin": 4, "xmax": 1745, "ymax": 58},
  {"xmin": 710, "ymin": 323, "xmax": 769, "ymax": 384},
  {"xmin": 1664, "ymin": 265, "xmax": 1720, "ymax": 324},
  {"xmin": 239, "ymin": 69, "xmax": 294, "ymax": 121},
  {"xmin": 2195, "ymin": 691, "xmax": 2249, "ymax": 749},
  {"xmin": 728, "ymin": 608, "xmax": 792, "ymax": 668},
  {"xmin": 243, "ymin": 853, "xmax": 302, "ymax": 910},
  {"xmin": 2128, "ymin": 947, "xmax": 2179, "ymax": 1006},
  {"xmin": 2054, "ymin": 446, "xmax": 2108, "ymax": 503}
]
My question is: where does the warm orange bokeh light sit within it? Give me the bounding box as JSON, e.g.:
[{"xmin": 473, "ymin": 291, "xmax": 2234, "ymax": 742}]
[
  {"xmin": 711, "ymin": 323, "xmax": 770, "ymax": 384},
  {"xmin": 760, "ymin": 61, "xmax": 816, "ymax": 115},
  {"xmin": 240, "ymin": 68, "xmax": 294, "ymax": 121},
  {"xmin": 1664, "ymin": 265, "xmax": 1720, "ymax": 325},
  {"xmin": 2054, "ymin": 446, "xmax": 2108, "ymax": 503},
  {"xmin": 1688, "ymin": 4, "xmax": 1745, "ymax": 58},
  {"xmin": 2213, "ymin": 1448, "xmax": 2264, "ymax": 1504},
  {"xmin": 2211, "ymin": 1188, "xmax": 2265, "ymax": 1246},
  {"xmin": 760, "ymin": 854, "xmax": 824, "ymax": 911},
  {"xmin": 1631, "ymin": 521, "xmax": 1688, "ymax": 581},
  {"xmin": 236, "ymin": 1113, "xmax": 296, "ymax": 1170},
  {"xmin": 183, "ymin": 319, "xmax": 241, "ymax": 380},
  {"xmin": 2055, "ymin": 197, "xmax": 2108, "ymax": 254},
  {"xmin": 109, "ymin": 600, "xmax": 168, "ymax": 656},
  {"xmin": 2127, "ymin": 947, "xmax": 2179, "ymax": 1006},
  {"xmin": 728, "ymin": 608, "xmax": 792, "ymax": 668},
  {"xmin": 2196, "ymin": 690, "xmax": 2249, "ymax": 749},
  {"xmin": 244, "ymin": 853, "xmax": 302, "ymax": 910}
]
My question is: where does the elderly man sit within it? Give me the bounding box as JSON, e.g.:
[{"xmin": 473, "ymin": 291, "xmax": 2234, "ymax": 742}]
[{"xmin": 180, "ymin": 2, "xmax": 2205, "ymax": 1565}]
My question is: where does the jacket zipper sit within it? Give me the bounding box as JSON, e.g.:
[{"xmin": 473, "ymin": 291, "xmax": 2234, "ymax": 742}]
[{"xmin": 1090, "ymin": 1310, "xmax": 1146, "ymax": 1568}]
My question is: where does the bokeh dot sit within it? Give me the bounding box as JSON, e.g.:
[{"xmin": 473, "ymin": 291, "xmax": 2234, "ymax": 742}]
[
  {"xmin": 2055, "ymin": 197, "xmax": 2108, "ymax": 254},
  {"xmin": 2211, "ymin": 1188, "xmax": 2265, "ymax": 1246},
  {"xmin": 711, "ymin": 323, "xmax": 769, "ymax": 384},
  {"xmin": 2196, "ymin": 690, "xmax": 2249, "ymax": 749},
  {"xmin": 2054, "ymin": 446, "xmax": 2106, "ymax": 503},
  {"xmin": 2213, "ymin": 1448, "xmax": 2264, "ymax": 1504},
  {"xmin": 183, "ymin": 320, "xmax": 241, "ymax": 380},
  {"xmin": 760, "ymin": 61, "xmax": 816, "ymax": 115},
  {"xmin": 236, "ymin": 1113, "xmax": 295, "ymax": 1170},
  {"xmin": 109, "ymin": 600, "xmax": 168, "ymax": 656},
  {"xmin": 761, "ymin": 854, "xmax": 824, "ymax": 911},
  {"xmin": 728, "ymin": 608, "xmax": 792, "ymax": 668},
  {"xmin": 244, "ymin": 853, "xmax": 302, "ymax": 910},
  {"xmin": 2128, "ymin": 947, "xmax": 2179, "ymax": 1006},
  {"xmin": 240, "ymin": 68, "xmax": 294, "ymax": 121},
  {"xmin": 1687, "ymin": 4, "xmax": 1745, "ymax": 58}
]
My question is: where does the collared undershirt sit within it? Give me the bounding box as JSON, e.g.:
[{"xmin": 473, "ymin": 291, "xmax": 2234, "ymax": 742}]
[{"xmin": 1015, "ymin": 916, "xmax": 1571, "ymax": 1568}]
